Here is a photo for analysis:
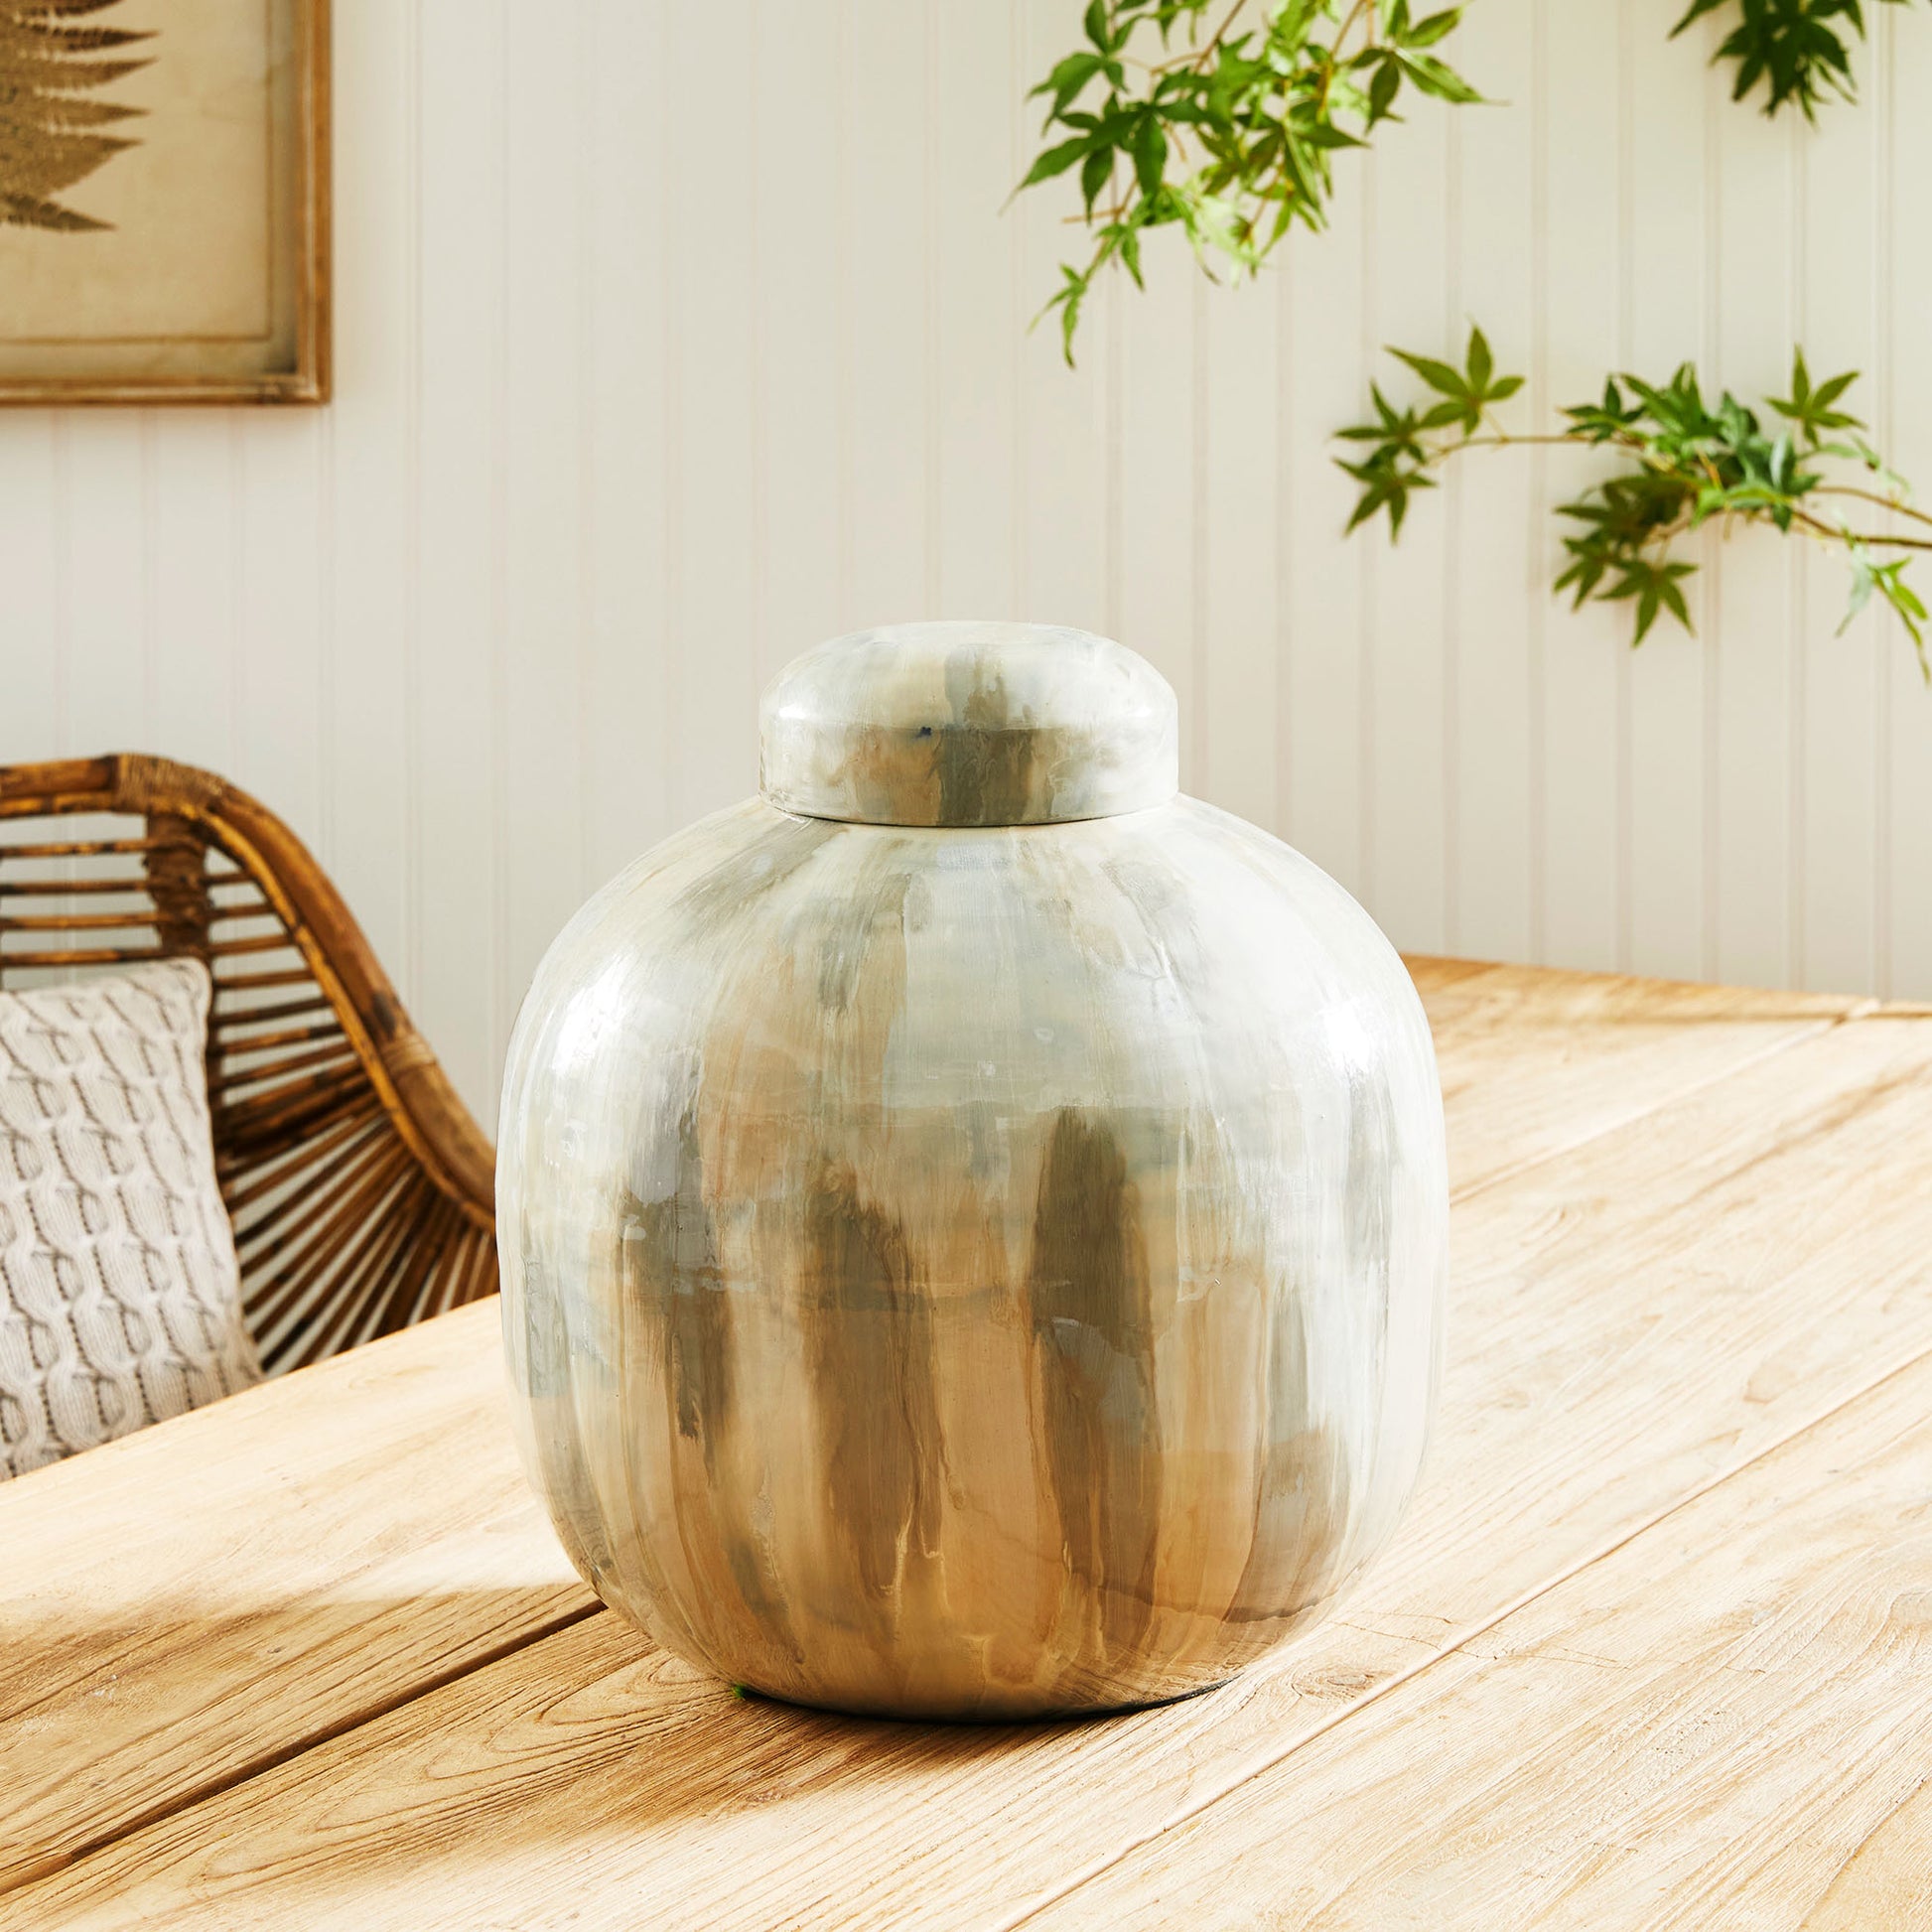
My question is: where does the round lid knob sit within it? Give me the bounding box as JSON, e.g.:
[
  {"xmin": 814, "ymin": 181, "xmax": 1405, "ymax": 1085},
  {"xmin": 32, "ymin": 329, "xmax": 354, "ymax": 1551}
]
[{"xmin": 759, "ymin": 621, "xmax": 1179, "ymax": 828}]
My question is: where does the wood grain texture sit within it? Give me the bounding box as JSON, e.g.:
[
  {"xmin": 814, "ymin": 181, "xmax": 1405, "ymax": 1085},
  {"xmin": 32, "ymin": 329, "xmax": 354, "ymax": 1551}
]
[
  {"xmin": 8, "ymin": 987, "xmax": 1927, "ymax": 1928},
  {"xmin": 1406, "ymin": 954, "xmax": 1854, "ymax": 1196},
  {"xmin": 0, "ymin": 1299, "xmax": 585, "ymax": 1893},
  {"xmin": 1025, "ymin": 1338, "xmax": 1932, "ymax": 1927}
]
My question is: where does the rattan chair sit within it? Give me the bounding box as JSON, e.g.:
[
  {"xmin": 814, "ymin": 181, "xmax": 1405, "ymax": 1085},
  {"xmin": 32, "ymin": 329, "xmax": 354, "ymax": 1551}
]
[{"xmin": 0, "ymin": 754, "xmax": 497, "ymax": 1374}]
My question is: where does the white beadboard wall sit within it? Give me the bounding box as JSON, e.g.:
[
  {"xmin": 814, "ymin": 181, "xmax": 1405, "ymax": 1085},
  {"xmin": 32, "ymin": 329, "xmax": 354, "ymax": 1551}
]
[{"xmin": 3, "ymin": 0, "xmax": 1930, "ymax": 1128}]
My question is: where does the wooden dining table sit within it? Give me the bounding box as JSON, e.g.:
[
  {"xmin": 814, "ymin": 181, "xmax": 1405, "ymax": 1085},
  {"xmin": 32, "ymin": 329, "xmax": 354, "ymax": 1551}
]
[{"xmin": 4, "ymin": 957, "xmax": 1931, "ymax": 1929}]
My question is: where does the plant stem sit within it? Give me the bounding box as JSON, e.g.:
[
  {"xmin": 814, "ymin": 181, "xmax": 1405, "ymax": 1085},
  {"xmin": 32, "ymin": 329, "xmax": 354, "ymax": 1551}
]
[
  {"xmin": 1787, "ymin": 504, "xmax": 1932, "ymax": 554},
  {"xmin": 1455, "ymin": 432, "xmax": 1602, "ymax": 452},
  {"xmin": 1149, "ymin": 0, "xmax": 1255, "ymax": 74},
  {"xmin": 1318, "ymin": 0, "xmax": 1376, "ymax": 112},
  {"xmin": 1809, "ymin": 483, "xmax": 1932, "ymax": 531}
]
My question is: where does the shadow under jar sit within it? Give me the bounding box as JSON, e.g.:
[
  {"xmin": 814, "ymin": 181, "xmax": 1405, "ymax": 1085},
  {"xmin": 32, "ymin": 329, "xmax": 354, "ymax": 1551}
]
[{"xmin": 498, "ymin": 621, "xmax": 1449, "ymax": 1721}]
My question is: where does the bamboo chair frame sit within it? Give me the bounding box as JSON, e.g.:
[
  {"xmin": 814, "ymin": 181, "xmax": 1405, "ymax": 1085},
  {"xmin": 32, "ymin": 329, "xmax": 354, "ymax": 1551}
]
[{"xmin": 0, "ymin": 755, "xmax": 497, "ymax": 1374}]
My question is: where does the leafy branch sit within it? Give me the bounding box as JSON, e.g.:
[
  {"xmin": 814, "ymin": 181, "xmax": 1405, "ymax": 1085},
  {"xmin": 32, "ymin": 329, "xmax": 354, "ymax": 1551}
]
[
  {"xmin": 1338, "ymin": 331, "xmax": 1930, "ymax": 674},
  {"xmin": 1015, "ymin": 0, "xmax": 1482, "ymax": 363},
  {"xmin": 1672, "ymin": 0, "xmax": 1918, "ymax": 120}
]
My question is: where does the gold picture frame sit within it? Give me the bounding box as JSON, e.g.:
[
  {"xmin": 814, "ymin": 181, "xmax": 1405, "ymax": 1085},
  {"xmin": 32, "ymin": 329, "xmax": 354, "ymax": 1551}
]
[{"xmin": 0, "ymin": 0, "xmax": 330, "ymax": 406}]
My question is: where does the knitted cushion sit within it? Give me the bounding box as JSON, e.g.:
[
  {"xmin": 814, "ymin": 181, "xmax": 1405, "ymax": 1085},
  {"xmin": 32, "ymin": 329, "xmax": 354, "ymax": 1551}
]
[{"xmin": 0, "ymin": 958, "xmax": 261, "ymax": 1479}]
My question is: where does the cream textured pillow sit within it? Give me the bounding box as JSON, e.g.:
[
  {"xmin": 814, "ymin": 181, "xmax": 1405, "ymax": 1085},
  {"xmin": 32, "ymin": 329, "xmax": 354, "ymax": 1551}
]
[{"xmin": 0, "ymin": 958, "xmax": 262, "ymax": 1479}]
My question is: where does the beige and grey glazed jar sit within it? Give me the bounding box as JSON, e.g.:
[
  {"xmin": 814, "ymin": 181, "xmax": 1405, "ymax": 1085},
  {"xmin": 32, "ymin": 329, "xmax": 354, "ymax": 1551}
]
[{"xmin": 498, "ymin": 621, "xmax": 1449, "ymax": 1721}]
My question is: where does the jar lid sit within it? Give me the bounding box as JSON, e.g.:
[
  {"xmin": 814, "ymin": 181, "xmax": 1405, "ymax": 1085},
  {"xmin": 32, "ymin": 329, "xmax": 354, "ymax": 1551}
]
[{"xmin": 759, "ymin": 622, "xmax": 1179, "ymax": 828}]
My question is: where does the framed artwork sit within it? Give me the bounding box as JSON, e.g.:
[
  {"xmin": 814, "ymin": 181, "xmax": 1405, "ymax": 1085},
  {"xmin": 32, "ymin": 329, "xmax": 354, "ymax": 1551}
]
[{"xmin": 0, "ymin": 0, "xmax": 330, "ymax": 405}]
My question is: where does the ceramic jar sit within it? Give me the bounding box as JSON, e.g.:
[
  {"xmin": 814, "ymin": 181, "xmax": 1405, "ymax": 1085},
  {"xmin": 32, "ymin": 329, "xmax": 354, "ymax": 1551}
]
[{"xmin": 498, "ymin": 621, "xmax": 1448, "ymax": 1720}]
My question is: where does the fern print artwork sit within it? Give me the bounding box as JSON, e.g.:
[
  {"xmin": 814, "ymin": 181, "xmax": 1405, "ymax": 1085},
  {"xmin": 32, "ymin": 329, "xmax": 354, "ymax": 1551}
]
[{"xmin": 0, "ymin": 0, "xmax": 154, "ymax": 232}]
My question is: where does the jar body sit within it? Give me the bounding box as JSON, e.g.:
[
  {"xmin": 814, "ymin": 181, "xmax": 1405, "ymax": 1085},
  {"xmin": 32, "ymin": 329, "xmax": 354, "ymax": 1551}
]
[{"xmin": 499, "ymin": 794, "xmax": 1447, "ymax": 1719}]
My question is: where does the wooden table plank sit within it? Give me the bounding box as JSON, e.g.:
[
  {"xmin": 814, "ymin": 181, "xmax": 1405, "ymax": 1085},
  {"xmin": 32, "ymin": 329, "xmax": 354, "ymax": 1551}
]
[
  {"xmin": 7, "ymin": 1003, "xmax": 1925, "ymax": 1929},
  {"xmin": 0, "ymin": 1301, "xmax": 591, "ymax": 1891},
  {"xmin": 1405, "ymin": 957, "xmax": 1854, "ymax": 1198},
  {"xmin": 0, "ymin": 961, "xmax": 1830, "ymax": 1900},
  {"xmin": 1022, "ymin": 1346, "xmax": 1932, "ymax": 1928}
]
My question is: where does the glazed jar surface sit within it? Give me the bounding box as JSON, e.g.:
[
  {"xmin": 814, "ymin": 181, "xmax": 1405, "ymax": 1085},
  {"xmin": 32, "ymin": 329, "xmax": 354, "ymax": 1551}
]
[{"xmin": 499, "ymin": 621, "xmax": 1449, "ymax": 1720}]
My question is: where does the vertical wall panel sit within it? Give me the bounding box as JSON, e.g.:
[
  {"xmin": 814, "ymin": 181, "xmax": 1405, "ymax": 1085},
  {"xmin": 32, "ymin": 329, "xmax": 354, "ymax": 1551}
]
[
  {"xmin": 754, "ymin": 0, "xmax": 844, "ymax": 662},
  {"xmin": 1623, "ymin": 0, "xmax": 1711, "ymax": 984},
  {"xmin": 1013, "ymin": 0, "xmax": 1110, "ymax": 634},
  {"xmin": 846, "ymin": 0, "xmax": 932, "ymax": 626},
  {"xmin": 325, "ymin": 0, "xmax": 413, "ymax": 989},
  {"xmin": 1363, "ymin": 104, "xmax": 1452, "ymax": 949},
  {"xmin": 0, "ymin": 421, "xmax": 59, "ymax": 763},
  {"xmin": 1884, "ymin": 10, "xmax": 1932, "ymax": 998},
  {"xmin": 1538, "ymin": 4, "xmax": 1623, "ymax": 971},
  {"xmin": 415, "ymin": 0, "xmax": 507, "ymax": 1117},
  {"xmin": 500, "ymin": 0, "xmax": 590, "ymax": 1027},
  {"xmin": 1197, "ymin": 276, "xmax": 1280, "ymax": 834},
  {"xmin": 1115, "ymin": 265, "xmax": 1196, "ymax": 789},
  {"xmin": 2, "ymin": 0, "xmax": 1930, "ymax": 1130},
  {"xmin": 1280, "ymin": 187, "xmax": 1369, "ymax": 892},
  {"xmin": 230, "ymin": 415, "xmax": 325, "ymax": 869},
  {"xmin": 1710, "ymin": 17, "xmax": 1798, "ymax": 987},
  {"xmin": 932, "ymin": 0, "xmax": 1020, "ymax": 621},
  {"xmin": 1449, "ymin": 0, "xmax": 1536, "ymax": 964},
  {"xmin": 661, "ymin": 0, "xmax": 757, "ymax": 825},
  {"xmin": 583, "ymin": 0, "xmax": 672, "ymax": 884},
  {"xmin": 58, "ymin": 417, "xmax": 148, "ymax": 755},
  {"xmin": 148, "ymin": 417, "xmax": 238, "ymax": 774},
  {"xmin": 1795, "ymin": 30, "xmax": 1880, "ymax": 996}
]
